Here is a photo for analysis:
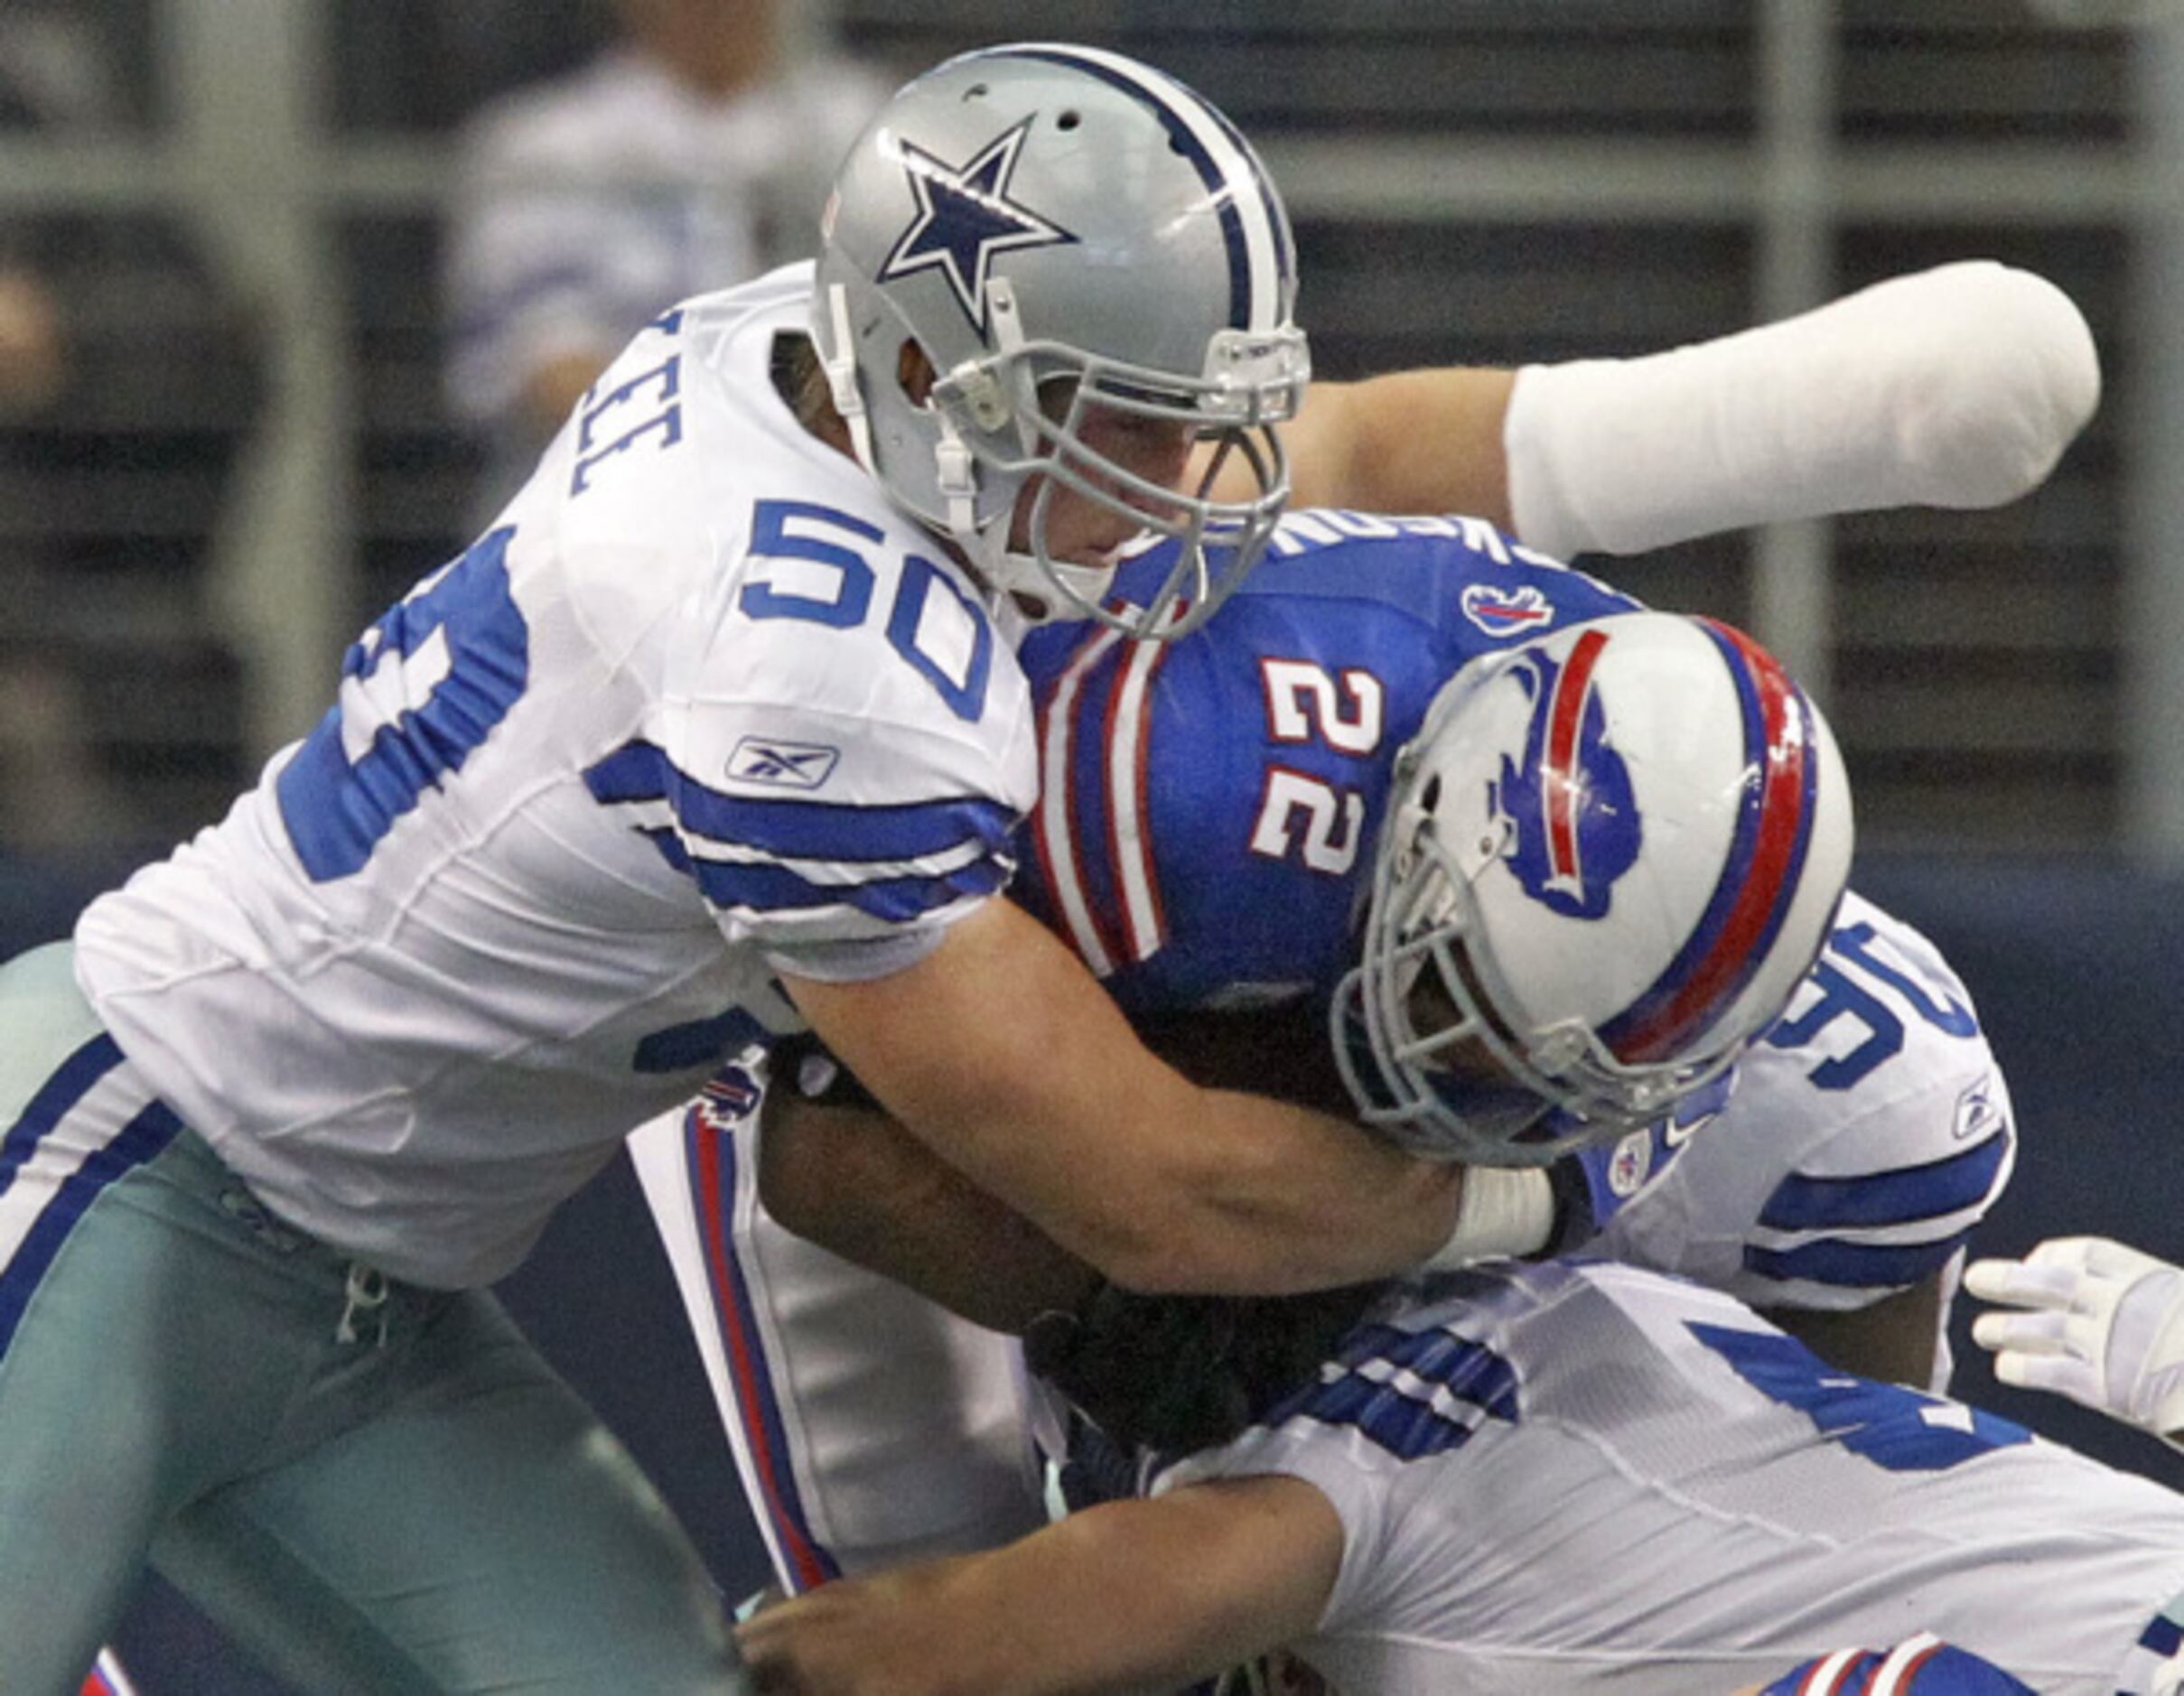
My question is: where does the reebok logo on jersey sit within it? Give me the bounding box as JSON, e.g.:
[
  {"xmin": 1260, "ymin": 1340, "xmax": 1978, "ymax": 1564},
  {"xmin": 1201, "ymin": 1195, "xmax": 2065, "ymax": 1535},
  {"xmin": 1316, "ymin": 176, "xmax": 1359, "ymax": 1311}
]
[
  {"xmin": 1461, "ymin": 583, "xmax": 1555, "ymax": 638},
  {"xmin": 1953, "ymin": 1072, "xmax": 2006, "ymax": 1142},
  {"xmin": 727, "ymin": 737, "xmax": 840, "ymax": 789}
]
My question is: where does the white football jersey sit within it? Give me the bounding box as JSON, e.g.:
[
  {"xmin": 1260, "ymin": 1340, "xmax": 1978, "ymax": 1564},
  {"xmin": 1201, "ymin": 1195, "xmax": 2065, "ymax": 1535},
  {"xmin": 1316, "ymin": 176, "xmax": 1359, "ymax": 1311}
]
[
  {"xmin": 1573, "ymin": 890, "xmax": 2014, "ymax": 1384},
  {"xmin": 1160, "ymin": 1258, "xmax": 2184, "ymax": 1696},
  {"xmin": 74, "ymin": 263, "xmax": 1036, "ymax": 1288},
  {"xmin": 445, "ymin": 49, "xmax": 884, "ymax": 431}
]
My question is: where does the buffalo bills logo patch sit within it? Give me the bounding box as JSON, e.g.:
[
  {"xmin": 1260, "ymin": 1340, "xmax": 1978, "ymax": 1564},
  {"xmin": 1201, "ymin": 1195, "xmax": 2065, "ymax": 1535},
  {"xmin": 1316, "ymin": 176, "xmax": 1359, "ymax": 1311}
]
[
  {"xmin": 1606, "ymin": 1129, "xmax": 1653, "ymax": 1197},
  {"xmin": 1489, "ymin": 629, "xmax": 1640, "ymax": 919},
  {"xmin": 1461, "ymin": 583, "xmax": 1556, "ymax": 639},
  {"xmin": 688, "ymin": 1062, "xmax": 763, "ymax": 1134}
]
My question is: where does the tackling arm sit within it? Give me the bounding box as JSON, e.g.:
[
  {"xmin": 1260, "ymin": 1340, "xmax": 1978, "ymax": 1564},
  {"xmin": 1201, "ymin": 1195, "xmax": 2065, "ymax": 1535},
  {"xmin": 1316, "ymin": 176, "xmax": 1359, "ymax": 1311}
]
[
  {"xmin": 781, "ymin": 898, "xmax": 1464, "ymax": 1293},
  {"xmin": 757, "ymin": 1088, "xmax": 1100, "ymax": 1334},
  {"xmin": 733, "ymin": 1475, "xmax": 1342, "ymax": 1696},
  {"xmin": 784, "ymin": 899, "xmax": 1561, "ymax": 1295},
  {"xmin": 1252, "ymin": 262, "xmax": 2097, "ymax": 558}
]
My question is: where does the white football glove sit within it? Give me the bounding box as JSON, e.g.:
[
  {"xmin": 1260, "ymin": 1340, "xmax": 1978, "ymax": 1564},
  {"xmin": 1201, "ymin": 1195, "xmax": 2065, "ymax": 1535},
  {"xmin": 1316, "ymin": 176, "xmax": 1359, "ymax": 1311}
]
[{"xmin": 1965, "ymin": 1235, "xmax": 2184, "ymax": 1452}]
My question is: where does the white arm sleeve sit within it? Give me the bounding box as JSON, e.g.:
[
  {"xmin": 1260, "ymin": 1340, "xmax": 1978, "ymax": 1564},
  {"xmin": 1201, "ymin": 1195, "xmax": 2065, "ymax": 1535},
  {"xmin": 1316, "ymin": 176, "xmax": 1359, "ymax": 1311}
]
[{"xmin": 1504, "ymin": 260, "xmax": 2101, "ymax": 558}]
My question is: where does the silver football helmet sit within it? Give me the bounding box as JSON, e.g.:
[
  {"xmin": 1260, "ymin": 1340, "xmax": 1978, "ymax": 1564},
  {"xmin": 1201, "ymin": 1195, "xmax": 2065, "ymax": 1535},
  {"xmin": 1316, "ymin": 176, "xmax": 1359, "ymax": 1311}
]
[
  {"xmin": 811, "ymin": 43, "xmax": 1310, "ymax": 639},
  {"xmin": 1332, "ymin": 612, "xmax": 1854, "ymax": 1166}
]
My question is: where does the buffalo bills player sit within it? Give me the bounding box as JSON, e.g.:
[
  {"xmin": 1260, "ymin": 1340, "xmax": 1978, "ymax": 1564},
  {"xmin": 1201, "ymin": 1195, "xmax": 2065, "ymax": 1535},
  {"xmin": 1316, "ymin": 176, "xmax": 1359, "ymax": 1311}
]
[
  {"xmin": 0, "ymin": 43, "xmax": 1646, "ymax": 1691},
  {"xmin": 635, "ymin": 512, "xmax": 2013, "ymax": 1593},
  {"xmin": 734, "ymin": 1259, "xmax": 2184, "ymax": 1695}
]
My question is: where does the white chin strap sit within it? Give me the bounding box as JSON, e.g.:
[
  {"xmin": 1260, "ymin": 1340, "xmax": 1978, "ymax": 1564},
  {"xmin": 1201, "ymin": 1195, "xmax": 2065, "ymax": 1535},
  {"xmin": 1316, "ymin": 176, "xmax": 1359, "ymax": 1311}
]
[
  {"xmin": 821, "ymin": 281, "xmax": 1111, "ymax": 628},
  {"xmin": 959, "ymin": 508, "xmax": 1115, "ymax": 628},
  {"xmin": 821, "ymin": 283, "xmax": 882, "ymax": 483}
]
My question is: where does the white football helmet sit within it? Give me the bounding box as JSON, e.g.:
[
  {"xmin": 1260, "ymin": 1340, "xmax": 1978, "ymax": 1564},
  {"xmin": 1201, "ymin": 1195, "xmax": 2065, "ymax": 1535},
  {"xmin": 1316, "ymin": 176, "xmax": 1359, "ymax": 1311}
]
[
  {"xmin": 1332, "ymin": 611, "xmax": 1854, "ymax": 1165},
  {"xmin": 811, "ymin": 43, "xmax": 1310, "ymax": 639}
]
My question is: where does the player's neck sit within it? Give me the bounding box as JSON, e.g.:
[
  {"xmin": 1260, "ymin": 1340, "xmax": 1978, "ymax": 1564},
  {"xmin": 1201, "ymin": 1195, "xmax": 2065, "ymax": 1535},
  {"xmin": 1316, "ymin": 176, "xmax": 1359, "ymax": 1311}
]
[{"xmin": 772, "ymin": 331, "xmax": 852, "ymax": 461}]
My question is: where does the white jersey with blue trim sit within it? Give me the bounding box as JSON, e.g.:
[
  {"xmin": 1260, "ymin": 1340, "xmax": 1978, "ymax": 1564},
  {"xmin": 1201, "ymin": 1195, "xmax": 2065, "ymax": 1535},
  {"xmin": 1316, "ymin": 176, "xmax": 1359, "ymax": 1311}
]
[
  {"xmin": 72, "ymin": 262, "xmax": 1035, "ymax": 1288},
  {"xmin": 1156, "ymin": 1258, "xmax": 2184, "ymax": 1696},
  {"xmin": 1576, "ymin": 892, "xmax": 2014, "ymax": 1350}
]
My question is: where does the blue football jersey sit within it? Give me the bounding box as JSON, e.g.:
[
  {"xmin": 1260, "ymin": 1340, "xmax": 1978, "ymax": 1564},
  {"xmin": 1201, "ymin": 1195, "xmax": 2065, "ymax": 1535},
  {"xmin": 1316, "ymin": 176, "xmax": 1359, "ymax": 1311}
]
[{"xmin": 1015, "ymin": 509, "xmax": 1635, "ymax": 1014}]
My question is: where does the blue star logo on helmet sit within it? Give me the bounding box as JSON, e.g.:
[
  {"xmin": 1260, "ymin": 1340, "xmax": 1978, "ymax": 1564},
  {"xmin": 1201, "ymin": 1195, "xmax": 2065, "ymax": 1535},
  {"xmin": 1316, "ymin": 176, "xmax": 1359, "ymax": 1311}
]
[
  {"xmin": 880, "ymin": 119, "xmax": 1077, "ymax": 334},
  {"xmin": 1489, "ymin": 629, "xmax": 1642, "ymax": 920}
]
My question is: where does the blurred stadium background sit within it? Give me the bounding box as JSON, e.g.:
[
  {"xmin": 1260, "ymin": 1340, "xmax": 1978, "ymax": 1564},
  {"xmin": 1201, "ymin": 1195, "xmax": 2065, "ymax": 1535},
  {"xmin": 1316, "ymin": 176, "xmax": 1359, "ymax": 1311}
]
[{"xmin": 6, "ymin": 2, "xmax": 2184, "ymax": 1689}]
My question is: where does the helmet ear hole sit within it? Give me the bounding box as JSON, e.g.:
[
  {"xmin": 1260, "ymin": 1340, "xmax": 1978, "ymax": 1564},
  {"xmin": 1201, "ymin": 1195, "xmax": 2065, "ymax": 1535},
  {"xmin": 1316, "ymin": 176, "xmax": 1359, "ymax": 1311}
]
[{"xmin": 896, "ymin": 340, "xmax": 937, "ymax": 406}]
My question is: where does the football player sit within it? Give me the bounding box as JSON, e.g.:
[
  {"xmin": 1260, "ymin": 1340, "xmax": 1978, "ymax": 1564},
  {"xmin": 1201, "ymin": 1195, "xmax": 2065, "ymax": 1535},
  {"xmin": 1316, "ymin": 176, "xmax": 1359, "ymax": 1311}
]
[
  {"xmin": 0, "ymin": 37, "xmax": 2092, "ymax": 1686},
  {"xmin": 0, "ymin": 43, "xmax": 1591, "ymax": 1689},
  {"xmin": 633, "ymin": 517, "xmax": 2011, "ymax": 1590},
  {"xmin": 733, "ymin": 1258, "xmax": 2184, "ymax": 1695}
]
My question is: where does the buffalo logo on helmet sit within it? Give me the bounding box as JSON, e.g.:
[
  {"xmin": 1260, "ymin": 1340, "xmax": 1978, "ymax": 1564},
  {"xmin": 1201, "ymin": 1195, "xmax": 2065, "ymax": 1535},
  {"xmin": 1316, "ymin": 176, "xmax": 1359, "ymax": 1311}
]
[
  {"xmin": 1489, "ymin": 628, "xmax": 1641, "ymax": 920},
  {"xmin": 879, "ymin": 119, "xmax": 1077, "ymax": 334}
]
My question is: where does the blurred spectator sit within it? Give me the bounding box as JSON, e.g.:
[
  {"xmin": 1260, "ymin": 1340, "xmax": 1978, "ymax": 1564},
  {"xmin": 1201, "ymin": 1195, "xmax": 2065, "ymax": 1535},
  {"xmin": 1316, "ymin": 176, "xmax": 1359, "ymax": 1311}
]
[
  {"xmin": 0, "ymin": 0, "xmax": 265, "ymax": 865},
  {"xmin": 443, "ymin": 0, "xmax": 889, "ymax": 514}
]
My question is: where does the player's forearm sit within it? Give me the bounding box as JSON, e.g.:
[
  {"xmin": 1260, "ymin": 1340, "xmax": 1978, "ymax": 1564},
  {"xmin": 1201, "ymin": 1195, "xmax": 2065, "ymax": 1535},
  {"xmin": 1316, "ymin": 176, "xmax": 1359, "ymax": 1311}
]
[
  {"xmin": 1092, "ymin": 1091, "xmax": 1467, "ymax": 1291},
  {"xmin": 1276, "ymin": 367, "xmax": 1517, "ymax": 524},
  {"xmin": 1274, "ymin": 263, "xmax": 2096, "ymax": 563},
  {"xmin": 789, "ymin": 903, "xmax": 1472, "ymax": 1298},
  {"xmin": 734, "ymin": 1487, "xmax": 1333, "ymax": 1696},
  {"xmin": 916, "ymin": 1069, "xmax": 1474, "ymax": 1296},
  {"xmin": 759, "ymin": 1094, "xmax": 1101, "ymax": 1333}
]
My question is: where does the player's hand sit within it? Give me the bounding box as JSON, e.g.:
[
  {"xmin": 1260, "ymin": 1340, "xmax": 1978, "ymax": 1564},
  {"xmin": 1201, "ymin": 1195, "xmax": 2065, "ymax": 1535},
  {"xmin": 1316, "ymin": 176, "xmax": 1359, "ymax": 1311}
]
[{"xmin": 1964, "ymin": 1235, "xmax": 2184, "ymax": 1450}]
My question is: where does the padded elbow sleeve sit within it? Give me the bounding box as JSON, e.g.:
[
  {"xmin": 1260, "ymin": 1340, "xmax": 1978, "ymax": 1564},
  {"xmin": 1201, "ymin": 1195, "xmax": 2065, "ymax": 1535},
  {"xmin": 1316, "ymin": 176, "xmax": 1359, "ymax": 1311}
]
[{"xmin": 1504, "ymin": 261, "xmax": 2101, "ymax": 559}]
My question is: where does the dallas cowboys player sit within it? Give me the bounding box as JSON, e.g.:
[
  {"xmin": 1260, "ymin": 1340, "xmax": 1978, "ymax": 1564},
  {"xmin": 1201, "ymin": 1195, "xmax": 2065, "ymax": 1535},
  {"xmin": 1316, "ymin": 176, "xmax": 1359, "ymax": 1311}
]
[
  {"xmin": 0, "ymin": 43, "xmax": 1620, "ymax": 1692},
  {"xmin": 734, "ymin": 1258, "xmax": 2184, "ymax": 1696}
]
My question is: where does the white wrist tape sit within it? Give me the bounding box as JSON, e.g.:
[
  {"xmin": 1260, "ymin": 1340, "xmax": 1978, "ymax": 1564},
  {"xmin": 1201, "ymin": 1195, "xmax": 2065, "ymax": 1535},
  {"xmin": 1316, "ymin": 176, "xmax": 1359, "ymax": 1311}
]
[
  {"xmin": 1504, "ymin": 260, "xmax": 2100, "ymax": 559},
  {"xmin": 1421, "ymin": 1165, "xmax": 1554, "ymax": 1272}
]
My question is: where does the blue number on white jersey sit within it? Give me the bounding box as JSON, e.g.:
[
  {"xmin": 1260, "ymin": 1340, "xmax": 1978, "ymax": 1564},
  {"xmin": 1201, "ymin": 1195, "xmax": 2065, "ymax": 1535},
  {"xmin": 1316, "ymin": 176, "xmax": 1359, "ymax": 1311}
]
[
  {"xmin": 1762, "ymin": 918, "xmax": 1979, "ymax": 1092},
  {"xmin": 1690, "ymin": 1321, "xmax": 2030, "ymax": 1471},
  {"xmin": 742, "ymin": 499, "xmax": 993, "ymax": 723},
  {"xmin": 276, "ymin": 527, "xmax": 530, "ymax": 881}
]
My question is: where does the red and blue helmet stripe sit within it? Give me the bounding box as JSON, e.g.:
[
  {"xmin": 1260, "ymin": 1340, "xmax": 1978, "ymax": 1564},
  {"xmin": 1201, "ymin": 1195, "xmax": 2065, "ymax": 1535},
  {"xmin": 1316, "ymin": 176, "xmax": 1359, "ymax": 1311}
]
[
  {"xmin": 1540, "ymin": 625, "xmax": 1613, "ymax": 898},
  {"xmin": 1598, "ymin": 618, "xmax": 1825, "ymax": 1065}
]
